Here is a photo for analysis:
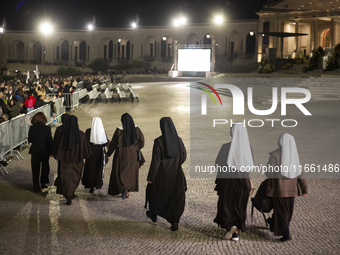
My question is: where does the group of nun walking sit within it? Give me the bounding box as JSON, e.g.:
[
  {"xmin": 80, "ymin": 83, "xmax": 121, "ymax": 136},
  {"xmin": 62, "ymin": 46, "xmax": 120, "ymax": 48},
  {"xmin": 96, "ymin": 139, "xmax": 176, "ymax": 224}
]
[{"xmin": 28, "ymin": 112, "xmax": 307, "ymax": 241}]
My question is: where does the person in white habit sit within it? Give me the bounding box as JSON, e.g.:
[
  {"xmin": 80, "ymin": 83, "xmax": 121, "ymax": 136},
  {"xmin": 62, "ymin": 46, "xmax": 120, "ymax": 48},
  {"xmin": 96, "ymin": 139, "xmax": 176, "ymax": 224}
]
[
  {"xmin": 265, "ymin": 133, "xmax": 308, "ymax": 242},
  {"xmin": 82, "ymin": 117, "xmax": 110, "ymax": 193},
  {"xmin": 214, "ymin": 123, "xmax": 254, "ymax": 241}
]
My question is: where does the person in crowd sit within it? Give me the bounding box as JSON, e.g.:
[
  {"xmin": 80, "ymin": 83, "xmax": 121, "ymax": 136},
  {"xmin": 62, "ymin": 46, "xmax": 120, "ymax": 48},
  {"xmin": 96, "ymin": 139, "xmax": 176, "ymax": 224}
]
[
  {"xmin": 82, "ymin": 117, "xmax": 110, "ymax": 193},
  {"xmin": 0, "ymin": 114, "xmax": 8, "ymax": 123},
  {"xmin": 214, "ymin": 123, "xmax": 253, "ymax": 241},
  {"xmin": 34, "ymin": 95, "xmax": 48, "ymax": 109},
  {"xmin": 265, "ymin": 133, "xmax": 308, "ymax": 242},
  {"xmin": 35, "ymin": 84, "xmax": 46, "ymax": 97},
  {"xmin": 24, "ymin": 92, "xmax": 36, "ymax": 112},
  {"xmin": 53, "ymin": 113, "xmax": 70, "ymax": 194},
  {"xmin": 145, "ymin": 117, "xmax": 187, "ymax": 231},
  {"xmin": 63, "ymin": 80, "xmax": 71, "ymax": 93},
  {"xmin": 6, "ymin": 99, "xmax": 21, "ymax": 119},
  {"xmin": 52, "ymin": 115, "xmax": 92, "ymax": 205},
  {"xmin": 28, "ymin": 112, "xmax": 53, "ymax": 192},
  {"xmin": 107, "ymin": 113, "xmax": 145, "ymax": 199},
  {"xmin": 0, "ymin": 92, "xmax": 9, "ymax": 116}
]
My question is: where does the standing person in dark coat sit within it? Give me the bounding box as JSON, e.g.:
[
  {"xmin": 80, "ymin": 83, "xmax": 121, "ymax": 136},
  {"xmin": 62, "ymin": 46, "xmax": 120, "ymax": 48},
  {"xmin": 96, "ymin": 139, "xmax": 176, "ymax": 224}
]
[
  {"xmin": 265, "ymin": 133, "xmax": 308, "ymax": 242},
  {"xmin": 34, "ymin": 95, "xmax": 48, "ymax": 109},
  {"xmin": 145, "ymin": 117, "xmax": 187, "ymax": 231},
  {"xmin": 53, "ymin": 113, "xmax": 70, "ymax": 193},
  {"xmin": 214, "ymin": 123, "xmax": 253, "ymax": 241},
  {"xmin": 82, "ymin": 117, "xmax": 110, "ymax": 193},
  {"xmin": 107, "ymin": 113, "xmax": 145, "ymax": 199},
  {"xmin": 52, "ymin": 115, "xmax": 92, "ymax": 205},
  {"xmin": 28, "ymin": 112, "xmax": 53, "ymax": 192}
]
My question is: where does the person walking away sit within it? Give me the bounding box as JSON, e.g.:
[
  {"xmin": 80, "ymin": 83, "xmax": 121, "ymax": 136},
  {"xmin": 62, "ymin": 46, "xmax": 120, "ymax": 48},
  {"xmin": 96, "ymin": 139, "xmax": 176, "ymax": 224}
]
[
  {"xmin": 214, "ymin": 123, "xmax": 253, "ymax": 241},
  {"xmin": 107, "ymin": 113, "xmax": 145, "ymax": 199},
  {"xmin": 145, "ymin": 117, "xmax": 187, "ymax": 231},
  {"xmin": 265, "ymin": 133, "xmax": 308, "ymax": 242},
  {"xmin": 82, "ymin": 117, "xmax": 110, "ymax": 193},
  {"xmin": 52, "ymin": 115, "xmax": 92, "ymax": 205},
  {"xmin": 28, "ymin": 112, "xmax": 53, "ymax": 192}
]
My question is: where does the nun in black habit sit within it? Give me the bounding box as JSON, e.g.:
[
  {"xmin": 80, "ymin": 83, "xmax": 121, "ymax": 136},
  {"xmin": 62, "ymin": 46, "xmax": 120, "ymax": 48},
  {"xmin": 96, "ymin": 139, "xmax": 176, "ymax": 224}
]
[
  {"xmin": 145, "ymin": 117, "xmax": 187, "ymax": 231},
  {"xmin": 214, "ymin": 123, "xmax": 253, "ymax": 241},
  {"xmin": 53, "ymin": 113, "xmax": 70, "ymax": 193},
  {"xmin": 107, "ymin": 113, "xmax": 145, "ymax": 199},
  {"xmin": 52, "ymin": 115, "xmax": 92, "ymax": 205}
]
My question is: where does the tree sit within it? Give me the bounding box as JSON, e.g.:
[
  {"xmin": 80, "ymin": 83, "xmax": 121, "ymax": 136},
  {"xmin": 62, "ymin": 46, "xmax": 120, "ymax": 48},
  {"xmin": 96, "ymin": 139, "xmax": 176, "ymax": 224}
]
[
  {"xmin": 131, "ymin": 59, "xmax": 144, "ymax": 69},
  {"xmin": 88, "ymin": 58, "xmax": 110, "ymax": 73},
  {"xmin": 56, "ymin": 66, "xmax": 82, "ymax": 76}
]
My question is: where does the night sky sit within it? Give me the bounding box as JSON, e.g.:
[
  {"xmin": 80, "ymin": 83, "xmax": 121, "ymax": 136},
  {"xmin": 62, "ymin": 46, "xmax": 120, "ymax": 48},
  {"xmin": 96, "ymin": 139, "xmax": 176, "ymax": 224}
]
[{"xmin": 0, "ymin": 0, "xmax": 267, "ymax": 30}]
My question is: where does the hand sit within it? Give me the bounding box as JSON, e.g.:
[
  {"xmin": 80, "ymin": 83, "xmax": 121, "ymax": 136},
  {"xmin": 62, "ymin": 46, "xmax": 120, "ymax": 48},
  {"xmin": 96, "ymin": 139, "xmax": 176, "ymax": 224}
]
[
  {"xmin": 147, "ymin": 181, "xmax": 152, "ymax": 184},
  {"xmin": 303, "ymin": 193, "xmax": 307, "ymax": 197}
]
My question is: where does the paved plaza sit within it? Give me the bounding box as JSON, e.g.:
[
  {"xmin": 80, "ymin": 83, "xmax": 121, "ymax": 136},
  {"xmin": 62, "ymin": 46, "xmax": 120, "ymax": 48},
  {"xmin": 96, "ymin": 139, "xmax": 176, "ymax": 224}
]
[{"xmin": 1, "ymin": 82, "xmax": 340, "ymax": 255}]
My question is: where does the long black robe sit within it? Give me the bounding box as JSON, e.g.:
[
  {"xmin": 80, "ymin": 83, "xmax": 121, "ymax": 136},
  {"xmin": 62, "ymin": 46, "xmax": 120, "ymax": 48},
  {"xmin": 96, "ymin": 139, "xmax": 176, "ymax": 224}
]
[
  {"xmin": 82, "ymin": 128, "xmax": 110, "ymax": 189},
  {"xmin": 214, "ymin": 142, "xmax": 251, "ymax": 231},
  {"xmin": 107, "ymin": 127, "xmax": 145, "ymax": 195},
  {"xmin": 145, "ymin": 136, "xmax": 187, "ymax": 224},
  {"xmin": 53, "ymin": 114, "xmax": 70, "ymax": 193},
  {"xmin": 52, "ymin": 130, "xmax": 91, "ymax": 197}
]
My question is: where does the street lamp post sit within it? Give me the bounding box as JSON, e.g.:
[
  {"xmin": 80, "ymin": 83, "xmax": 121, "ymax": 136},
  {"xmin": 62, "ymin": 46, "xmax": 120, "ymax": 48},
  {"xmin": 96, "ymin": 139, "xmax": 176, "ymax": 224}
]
[
  {"xmin": 88, "ymin": 16, "xmax": 96, "ymax": 63},
  {"xmin": 213, "ymin": 14, "xmax": 224, "ymax": 73},
  {"xmin": 172, "ymin": 15, "xmax": 187, "ymax": 71},
  {"xmin": 39, "ymin": 22, "xmax": 53, "ymax": 64}
]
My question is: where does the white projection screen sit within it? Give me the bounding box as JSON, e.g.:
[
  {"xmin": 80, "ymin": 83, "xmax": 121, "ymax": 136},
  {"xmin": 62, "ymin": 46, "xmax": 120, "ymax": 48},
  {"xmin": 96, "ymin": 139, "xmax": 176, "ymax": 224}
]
[{"xmin": 177, "ymin": 49, "xmax": 211, "ymax": 72}]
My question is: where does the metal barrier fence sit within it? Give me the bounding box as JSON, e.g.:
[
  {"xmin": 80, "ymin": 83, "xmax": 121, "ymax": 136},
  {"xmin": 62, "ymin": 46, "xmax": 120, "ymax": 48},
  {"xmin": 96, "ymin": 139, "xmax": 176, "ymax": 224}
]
[
  {"xmin": 63, "ymin": 92, "xmax": 80, "ymax": 110},
  {"xmin": 0, "ymin": 121, "xmax": 11, "ymax": 159},
  {"xmin": 0, "ymin": 97, "xmax": 65, "ymax": 173}
]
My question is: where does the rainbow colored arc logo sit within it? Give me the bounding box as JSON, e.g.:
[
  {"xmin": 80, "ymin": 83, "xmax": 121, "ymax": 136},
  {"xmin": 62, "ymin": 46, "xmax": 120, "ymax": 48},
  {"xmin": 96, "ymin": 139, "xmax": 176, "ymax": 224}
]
[{"xmin": 188, "ymin": 82, "xmax": 223, "ymax": 106}]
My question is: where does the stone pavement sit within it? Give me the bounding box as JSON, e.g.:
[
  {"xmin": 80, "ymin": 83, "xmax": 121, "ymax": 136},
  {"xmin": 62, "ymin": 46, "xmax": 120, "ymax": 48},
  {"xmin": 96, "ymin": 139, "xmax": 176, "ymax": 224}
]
[{"xmin": 1, "ymin": 82, "xmax": 339, "ymax": 255}]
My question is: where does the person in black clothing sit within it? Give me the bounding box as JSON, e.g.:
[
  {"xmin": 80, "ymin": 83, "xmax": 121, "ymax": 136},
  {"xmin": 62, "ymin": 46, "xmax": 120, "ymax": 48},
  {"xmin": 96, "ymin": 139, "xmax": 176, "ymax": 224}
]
[
  {"xmin": 63, "ymin": 80, "xmax": 70, "ymax": 93},
  {"xmin": 34, "ymin": 95, "xmax": 48, "ymax": 109},
  {"xmin": 145, "ymin": 117, "xmax": 187, "ymax": 231},
  {"xmin": 53, "ymin": 113, "xmax": 70, "ymax": 193},
  {"xmin": 28, "ymin": 112, "xmax": 53, "ymax": 192}
]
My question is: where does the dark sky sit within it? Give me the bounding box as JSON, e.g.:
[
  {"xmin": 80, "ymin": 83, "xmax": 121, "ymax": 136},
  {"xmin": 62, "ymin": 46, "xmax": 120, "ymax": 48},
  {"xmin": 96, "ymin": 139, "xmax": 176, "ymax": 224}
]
[{"xmin": 0, "ymin": 0, "xmax": 267, "ymax": 30}]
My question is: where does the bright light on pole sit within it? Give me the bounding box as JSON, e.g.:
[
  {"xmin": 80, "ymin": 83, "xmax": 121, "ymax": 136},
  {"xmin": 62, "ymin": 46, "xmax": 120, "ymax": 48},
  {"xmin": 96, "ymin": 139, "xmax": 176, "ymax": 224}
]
[
  {"xmin": 131, "ymin": 22, "xmax": 137, "ymax": 28},
  {"xmin": 40, "ymin": 22, "xmax": 53, "ymax": 35},
  {"xmin": 173, "ymin": 19, "xmax": 180, "ymax": 27},
  {"xmin": 250, "ymin": 30, "xmax": 254, "ymax": 36},
  {"xmin": 88, "ymin": 24, "xmax": 94, "ymax": 30},
  {"xmin": 0, "ymin": 27, "xmax": 3, "ymax": 33},
  {"xmin": 214, "ymin": 15, "xmax": 224, "ymax": 25},
  {"xmin": 173, "ymin": 16, "xmax": 186, "ymax": 27}
]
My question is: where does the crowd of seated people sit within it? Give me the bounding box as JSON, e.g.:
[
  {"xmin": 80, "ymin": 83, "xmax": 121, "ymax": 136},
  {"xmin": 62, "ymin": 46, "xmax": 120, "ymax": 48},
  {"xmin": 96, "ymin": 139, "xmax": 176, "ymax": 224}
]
[{"xmin": 0, "ymin": 73, "xmax": 113, "ymax": 124}]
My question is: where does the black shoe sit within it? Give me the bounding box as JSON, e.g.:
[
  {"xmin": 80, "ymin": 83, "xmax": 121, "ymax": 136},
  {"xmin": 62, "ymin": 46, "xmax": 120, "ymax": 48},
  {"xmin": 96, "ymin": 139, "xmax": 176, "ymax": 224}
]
[
  {"xmin": 280, "ymin": 236, "xmax": 292, "ymax": 242},
  {"xmin": 231, "ymin": 233, "xmax": 239, "ymax": 241},
  {"xmin": 171, "ymin": 223, "xmax": 178, "ymax": 231},
  {"xmin": 66, "ymin": 199, "xmax": 72, "ymax": 205},
  {"xmin": 89, "ymin": 187, "xmax": 94, "ymax": 193},
  {"xmin": 146, "ymin": 211, "xmax": 157, "ymax": 222},
  {"xmin": 267, "ymin": 217, "xmax": 274, "ymax": 231},
  {"xmin": 122, "ymin": 189, "xmax": 129, "ymax": 199},
  {"xmin": 41, "ymin": 184, "xmax": 48, "ymax": 189}
]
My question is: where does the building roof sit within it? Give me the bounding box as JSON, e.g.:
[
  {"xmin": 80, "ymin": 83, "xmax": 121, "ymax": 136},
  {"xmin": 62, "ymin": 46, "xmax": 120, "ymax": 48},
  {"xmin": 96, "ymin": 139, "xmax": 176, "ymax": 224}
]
[{"xmin": 264, "ymin": 0, "xmax": 340, "ymax": 12}]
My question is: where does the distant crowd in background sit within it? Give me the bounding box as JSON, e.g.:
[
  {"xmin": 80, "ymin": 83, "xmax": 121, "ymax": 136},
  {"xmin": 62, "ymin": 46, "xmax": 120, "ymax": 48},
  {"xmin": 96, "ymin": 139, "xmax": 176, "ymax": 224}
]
[{"xmin": 0, "ymin": 74, "xmax": 111, "ymax": 123}]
